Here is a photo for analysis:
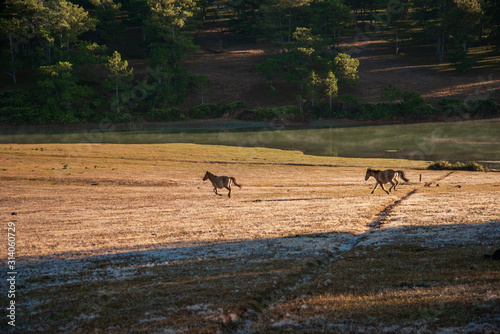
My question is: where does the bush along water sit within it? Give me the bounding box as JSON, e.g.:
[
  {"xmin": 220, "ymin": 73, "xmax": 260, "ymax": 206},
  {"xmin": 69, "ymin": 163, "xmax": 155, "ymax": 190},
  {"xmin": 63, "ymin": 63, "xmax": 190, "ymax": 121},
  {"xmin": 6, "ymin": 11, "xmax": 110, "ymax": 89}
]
[
  {"xmin": 342, "ymin": 96, "xmax": 498, "ymax": 122},
  {"xmin": 1, "ymin": 83, "xmax": 498, "ymax": 125},
  {"xmin": 427, "ymin": 160, "xmax": 490, "ymax": 172},
  {"xmin": 189, "ymin": 102, "xmax": 246, "ymax": 119},
  {"xmin": 235, "ymin": 106, "xmax": 300, "ymax": 121}
]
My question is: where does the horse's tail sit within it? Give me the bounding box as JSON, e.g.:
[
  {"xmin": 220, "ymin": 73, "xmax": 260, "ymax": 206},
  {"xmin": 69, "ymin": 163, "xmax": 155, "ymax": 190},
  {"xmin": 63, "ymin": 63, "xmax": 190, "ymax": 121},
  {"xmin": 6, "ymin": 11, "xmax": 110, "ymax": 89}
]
[
  {"xmin": 230, "ymin": 177, "xmax": 242, "ymax": 188},
  {"xmin": 397, "ymin": 170, "xmax": 410, "ymax": 182}
]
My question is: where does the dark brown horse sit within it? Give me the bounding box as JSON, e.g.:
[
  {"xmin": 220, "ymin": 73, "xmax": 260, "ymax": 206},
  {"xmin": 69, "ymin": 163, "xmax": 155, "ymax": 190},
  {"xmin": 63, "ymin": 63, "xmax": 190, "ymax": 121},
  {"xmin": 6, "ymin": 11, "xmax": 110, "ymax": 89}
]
[
  {"xmin": 365, "ymin": 168, "xmax": 409, "ymax": 194},
  {"xmin": 203, "ymin": 171, "xmax": 241, "ymax": 198}
]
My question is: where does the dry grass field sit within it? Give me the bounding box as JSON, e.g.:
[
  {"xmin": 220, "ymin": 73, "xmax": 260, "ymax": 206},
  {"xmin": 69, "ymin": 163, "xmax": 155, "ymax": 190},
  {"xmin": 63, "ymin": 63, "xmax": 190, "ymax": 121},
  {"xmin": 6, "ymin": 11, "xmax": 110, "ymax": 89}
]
[{"xmin": 1, "ymin": 143, "xmax": 499, "ymax": 333}]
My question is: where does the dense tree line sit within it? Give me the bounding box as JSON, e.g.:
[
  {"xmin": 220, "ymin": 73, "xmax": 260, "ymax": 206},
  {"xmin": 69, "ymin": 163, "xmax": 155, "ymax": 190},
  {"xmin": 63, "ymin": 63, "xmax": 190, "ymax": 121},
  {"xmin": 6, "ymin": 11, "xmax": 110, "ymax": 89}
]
[{"xmin": 0, "ymin": 0, "xmax": 498, "ymax": 124}]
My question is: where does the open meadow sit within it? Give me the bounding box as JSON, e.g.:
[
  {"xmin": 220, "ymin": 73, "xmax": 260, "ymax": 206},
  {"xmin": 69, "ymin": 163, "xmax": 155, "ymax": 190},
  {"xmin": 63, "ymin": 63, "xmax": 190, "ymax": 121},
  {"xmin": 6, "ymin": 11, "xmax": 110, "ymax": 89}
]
[{"xmin": 1, "ymin": 143, "xmax": 499, "ymax": 333}]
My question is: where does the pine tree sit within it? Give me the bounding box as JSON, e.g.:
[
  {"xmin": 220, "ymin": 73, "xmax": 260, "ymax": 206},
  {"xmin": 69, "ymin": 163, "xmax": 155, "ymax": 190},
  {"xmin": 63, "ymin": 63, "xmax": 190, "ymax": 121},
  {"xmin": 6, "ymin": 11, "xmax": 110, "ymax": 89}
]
[
  {"xmin": 0, "ymin": 0, "xmax": 43, "ymax": 83},
  {"xmin": 147, "ymin": 0, "xmax": 197, "ymax": 70},
  {"xmin": 105, "ymin": 51, "xmax": 133, "ymax": 113},
  {"xmin": 324, "ymin": 71, "xmax": 338, "ymax": 110},
  {"xmin": 306, "ymin": 70, "xmax": 321, "ymax": 107}
]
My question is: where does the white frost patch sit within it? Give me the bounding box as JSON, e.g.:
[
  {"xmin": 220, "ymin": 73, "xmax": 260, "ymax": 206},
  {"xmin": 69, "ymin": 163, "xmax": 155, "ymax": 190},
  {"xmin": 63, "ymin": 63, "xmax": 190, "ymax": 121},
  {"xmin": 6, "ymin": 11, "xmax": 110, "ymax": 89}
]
[
  {"xmin": 271, "ymin": 319, "xmax": 299, "ymax": 328},
  {"xmin": 138, "ymin": 317, "xmax": 167, "ymax": 323},
  {"xmin": 16, "ymin": 219, "xmax": 499, "ymax": 295},
  {"xmin": 17, "ymin": 233, "xmax": 358, "ymax": 291},
  {"xmin": 186, "ymin": 304, "xmax": 212, "ymax": 311},
  {"xmin": 75, "ymin": 313, "xmax": 99, "ymax": 321},
  {"xmin": 359, "ymin": 221, "xmax": 500, "ymax": 247}
]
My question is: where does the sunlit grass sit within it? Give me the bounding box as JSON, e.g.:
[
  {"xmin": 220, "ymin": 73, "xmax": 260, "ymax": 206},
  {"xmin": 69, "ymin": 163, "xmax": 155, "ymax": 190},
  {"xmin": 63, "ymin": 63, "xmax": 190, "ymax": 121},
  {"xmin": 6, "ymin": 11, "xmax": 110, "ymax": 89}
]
[{"xmin": 1, "ymin": 143, "xmax": 498, "ymax": 333}]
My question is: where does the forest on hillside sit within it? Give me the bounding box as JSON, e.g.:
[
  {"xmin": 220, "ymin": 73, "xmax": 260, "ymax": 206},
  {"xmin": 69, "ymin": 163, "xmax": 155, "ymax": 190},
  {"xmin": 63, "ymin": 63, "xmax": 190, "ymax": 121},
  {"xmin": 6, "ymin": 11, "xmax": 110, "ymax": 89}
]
[{"xmin": 1, "ymin": 0, "xmax": 499, "ymax": 125}]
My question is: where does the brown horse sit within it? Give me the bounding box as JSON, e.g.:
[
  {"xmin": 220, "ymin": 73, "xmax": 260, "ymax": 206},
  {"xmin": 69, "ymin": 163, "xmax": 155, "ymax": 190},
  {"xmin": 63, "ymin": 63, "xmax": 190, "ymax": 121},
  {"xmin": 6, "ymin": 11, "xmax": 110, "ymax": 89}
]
[
  {"xmin": 203, "ymin": 171, "xmax": 241, "ymax": 198},
  {"xmin": 365, "ymin": 168, "xmax": 409, "ymax": 194}
]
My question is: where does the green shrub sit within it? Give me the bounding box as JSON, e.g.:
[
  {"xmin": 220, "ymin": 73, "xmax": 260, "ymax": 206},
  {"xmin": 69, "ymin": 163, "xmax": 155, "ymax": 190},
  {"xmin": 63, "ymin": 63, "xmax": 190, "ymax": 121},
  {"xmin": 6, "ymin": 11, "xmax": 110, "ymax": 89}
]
[
  {"xmin": 449, "ymin": 49, "xmax": 477, "ymax": 71},
  {"xmin": 226, "ymin": 101, "xmax": 246, "ymax": 111},
  {"xmin": 427, "ymin": 160, "xmax": 489, "ymax": 172},
  {"xmin": 381, "ymin": 84, "xmax": 401, "ymax": 103},
  {"xmin": 438, "ymin": 98, "xmax": 466, "ymax": 117},
  {"xmin": 311, "ymin": 105, "xmax": 332, "ymax": 118},
  {"xmin": 402, "ymin": 91, "xmax": 424, "ymax": 105},
  {"xmin": 236, "ymin": 105, "xmax": 299, "ymax": 121},
  {"xmin": 0, "ymin": 89, "xmax": 33, "ymax": 108},
  {"xmin": 0, "ymin": 107, "xmax": 41, "ymax": 125},
  {"xmin": 427, "ymin": 160, "xmax": 452, "ymax": 170},
  {"xmin": 358, "ymin": 103, "xmax": 400, "ymax": 119},
  {"xmin": 468, "ymin": 98, "xmax": 500, "ymax": 117},
  {"xmin": 399, "ymin": 91, "xmax": 435, "ymax": 119},
  {"xmin": 189, "ymin": 103, "xmax": 246, "ymax": 119},
  {"xmin": 461, "ymin": 161, "xmax": 490, "ymax": 172},
  {"xmin": 339, "ymin": 93, "xmax": 358, "ymax": 108},
  {"xmin": 190, "ymin": 103, "xmax": 224, "ymax": 119},
  {"xmin": 0, "ymin": 90, "xmax": 42, "ymax": 125},
  {"xmin": 438, "ymin": 97, "xmax": 500, "ymax": 118},
  {"xmin": 146, "ymin": 107, "xmax": 185, "ymax": 121},
  {"xmin": 418, "ymin": 104, "xmax": 438, "ymax": 117}
]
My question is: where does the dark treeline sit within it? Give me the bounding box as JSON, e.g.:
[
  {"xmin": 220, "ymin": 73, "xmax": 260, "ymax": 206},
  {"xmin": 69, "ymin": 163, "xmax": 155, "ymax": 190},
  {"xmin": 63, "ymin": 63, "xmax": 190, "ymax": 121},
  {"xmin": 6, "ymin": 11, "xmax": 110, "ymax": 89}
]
[{"xmin": 0, "ymin": 0, "xmax": 499, "ymax": 125}]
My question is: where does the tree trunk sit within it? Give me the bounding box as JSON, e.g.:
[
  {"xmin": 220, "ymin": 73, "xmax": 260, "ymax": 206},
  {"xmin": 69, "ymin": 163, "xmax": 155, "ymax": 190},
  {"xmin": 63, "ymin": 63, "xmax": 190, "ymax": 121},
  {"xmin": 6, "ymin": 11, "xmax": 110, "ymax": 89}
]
[
  {"xmin": 53, "ymin": 78, "xmax": 60, "ymax": 101},
  {"xmin": 171, "ymin": 26, "xmax": 176, "ymax": 69},
  {"xmin": 172, "ymin": 26, "xmax": 177, "ymax": 85},
  {"xmin": 48, "ymin": 42, "xmax": 52, "ymax": 65},
  {"xmin": 370, "ymin": 7, "xmax": 374, "ymax": 30},
  {"xmin": 437, "ymin": 35, "xmax": 444, "ymax": 62},
  {"xmin": 8, "ymin": 34, "xmax": 17, "ymax": 84},
  {"xmin": 115, "ymin": 82, "xmax": 120, "ymax": 113},
  {"xmin": 395, "ymin": 25, "xmax": 399, "ymax": 55}
]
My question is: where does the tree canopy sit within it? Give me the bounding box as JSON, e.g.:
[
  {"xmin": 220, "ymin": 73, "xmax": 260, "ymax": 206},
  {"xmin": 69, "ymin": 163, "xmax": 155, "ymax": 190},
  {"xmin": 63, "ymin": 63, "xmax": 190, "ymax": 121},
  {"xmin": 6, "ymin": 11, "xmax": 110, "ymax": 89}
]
[{"xmin": 0, "ymin": 0, "xmax": 498, "ymax": 124}]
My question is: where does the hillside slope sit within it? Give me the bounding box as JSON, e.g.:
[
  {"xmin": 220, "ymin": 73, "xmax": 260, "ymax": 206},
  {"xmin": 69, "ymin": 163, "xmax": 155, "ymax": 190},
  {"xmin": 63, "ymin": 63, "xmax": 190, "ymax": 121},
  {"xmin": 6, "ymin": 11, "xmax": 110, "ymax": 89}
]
[{"xmin": 178, "ymin": 29, "xmax": 500, "ymax": 111}]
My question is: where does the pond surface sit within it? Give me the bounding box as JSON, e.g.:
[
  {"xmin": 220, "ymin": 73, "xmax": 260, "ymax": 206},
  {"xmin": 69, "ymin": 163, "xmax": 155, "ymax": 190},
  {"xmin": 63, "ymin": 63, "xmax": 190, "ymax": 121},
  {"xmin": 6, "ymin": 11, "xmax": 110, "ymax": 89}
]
[{"xmin": 1, "ymin": 118, "xmax": 499, "ymax": 168}]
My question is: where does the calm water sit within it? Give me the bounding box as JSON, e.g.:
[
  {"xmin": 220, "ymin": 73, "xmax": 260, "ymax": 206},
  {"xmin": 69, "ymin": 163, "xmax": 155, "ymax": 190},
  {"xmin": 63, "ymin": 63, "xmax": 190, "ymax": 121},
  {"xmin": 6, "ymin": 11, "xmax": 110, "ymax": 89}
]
[{"xmin": 1, "ymin": 119, "xmax": 499, "ymax": 168}]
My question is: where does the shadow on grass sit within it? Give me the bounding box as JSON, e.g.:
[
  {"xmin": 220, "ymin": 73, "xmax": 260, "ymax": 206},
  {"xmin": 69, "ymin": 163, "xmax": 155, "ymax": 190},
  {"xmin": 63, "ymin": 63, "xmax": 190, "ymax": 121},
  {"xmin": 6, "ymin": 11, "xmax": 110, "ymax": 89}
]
[{"xmin": 9, "ymin": 221, "xmax": 500, "ymax": 333}]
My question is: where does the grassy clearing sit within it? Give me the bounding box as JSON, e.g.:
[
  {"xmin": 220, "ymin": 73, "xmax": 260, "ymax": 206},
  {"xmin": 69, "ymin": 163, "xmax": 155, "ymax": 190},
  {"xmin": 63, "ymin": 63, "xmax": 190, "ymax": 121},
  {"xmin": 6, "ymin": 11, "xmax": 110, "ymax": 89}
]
[{"xmin": 1, "ymin": 143, "xmax": 498, "ymax": 333}]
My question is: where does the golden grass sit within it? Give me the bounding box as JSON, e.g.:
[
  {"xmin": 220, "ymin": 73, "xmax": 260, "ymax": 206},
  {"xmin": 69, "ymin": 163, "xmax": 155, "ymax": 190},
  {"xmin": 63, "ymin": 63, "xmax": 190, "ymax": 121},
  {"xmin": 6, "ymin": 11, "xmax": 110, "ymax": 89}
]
[
  {"xmin": 0, "ymin": 143, "xmax": 431, "ymax": 259},
  {"xmin": 1, "ymin": 143, "xmax": 498, "ymax": 333}
]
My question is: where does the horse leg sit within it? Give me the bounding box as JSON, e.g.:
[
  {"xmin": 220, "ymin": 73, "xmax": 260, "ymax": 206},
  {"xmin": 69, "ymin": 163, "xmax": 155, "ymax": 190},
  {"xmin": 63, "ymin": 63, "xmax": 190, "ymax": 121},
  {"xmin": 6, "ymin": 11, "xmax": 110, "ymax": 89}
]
[
  {"xmin": 226, "ymin": 185, "xmax": 231, "ymax": 198},
  {"xmin": 214, "ymin": 187, "xmax": 221, "ymax": 196},
  {"xmin": 389, "ymin": 180, "xmax": 396, "ymax": 192},
  {"xmin": 371, "ymin": 182, "xmax": 379, "ymax": 194},
  {"xmin": 393, "ymin": 179, "xmax": 399, "ymax": 191},
  {"xmin": 380, "ymin": 183, "xmax": 390, "ymax": 195}
]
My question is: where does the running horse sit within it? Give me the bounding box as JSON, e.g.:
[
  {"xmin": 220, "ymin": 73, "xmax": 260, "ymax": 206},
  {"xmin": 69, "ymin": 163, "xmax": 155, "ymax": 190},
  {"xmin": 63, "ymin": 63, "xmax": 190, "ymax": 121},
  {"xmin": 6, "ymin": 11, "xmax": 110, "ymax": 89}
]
[
  {"xmin": 203, "ymin": 171, "xmax": 241, "ymax": 198},
  {"xmin": 365, "ymin": 168, "xmax": 409, "ymax": 195}
]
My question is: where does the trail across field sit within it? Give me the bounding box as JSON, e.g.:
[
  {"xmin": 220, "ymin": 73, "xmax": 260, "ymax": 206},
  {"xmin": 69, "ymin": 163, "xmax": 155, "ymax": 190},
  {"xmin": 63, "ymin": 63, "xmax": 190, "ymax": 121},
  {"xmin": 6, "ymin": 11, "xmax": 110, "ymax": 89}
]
[{"xmin": 1, "ymin": 144, "xmax": 499, "ymax": 333}]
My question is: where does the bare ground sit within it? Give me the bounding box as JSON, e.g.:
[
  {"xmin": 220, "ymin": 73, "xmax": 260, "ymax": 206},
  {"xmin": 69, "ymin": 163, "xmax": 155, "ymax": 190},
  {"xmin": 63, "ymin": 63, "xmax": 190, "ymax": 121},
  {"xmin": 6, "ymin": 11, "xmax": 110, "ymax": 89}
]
[
  {"xmin": 180, "ymin": 30, "xmax": 500, "ymax": 110},
  {"xmin": 1, "ymin": 144, "xmax": 499, "ymax": 333}
]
